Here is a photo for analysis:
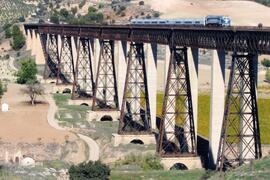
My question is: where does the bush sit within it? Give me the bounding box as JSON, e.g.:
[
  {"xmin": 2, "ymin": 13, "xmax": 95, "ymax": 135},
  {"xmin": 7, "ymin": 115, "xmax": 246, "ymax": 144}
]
[
  {"xmin": 114, "ymin": 153, "xmax": 163, "ymax": 171},
  {"xmin": 69, "ymin": 161, "xmax": 110, "ymax": 180},
  {"xmin": 146, "ymin": 14, "xmax": 152, "ymax": 19},
  {"xmin": 18, "ymin": 16, "xmax": 25, "ymax": 22},
  {"xmin": 50, "ymin": 13, "xmax": 60, "ymax": 24},
  {"xmin": 88, "ymin": 7, "xmax": 97, "ymax": 13},
  {"xmin": 266, "ymin": 69, "xmax": 270, "ymax": 82},
  {"xmin": 5, "ymin": 28, "xmax": 12, "ymax": 38},
  {"xmin": 153, "ymin": 12, "xmax": 160, "ymax": 18},
  {"xmin": 262, "ymin": 58, "xmax": 270, "ymax": 69},
  {"xmin": 16, "ymin": 58, "xmax": 37, "ymax": 84},
  {"xmin": 11, "ymin": 25, "xmax": 25, "ymax": 50}
]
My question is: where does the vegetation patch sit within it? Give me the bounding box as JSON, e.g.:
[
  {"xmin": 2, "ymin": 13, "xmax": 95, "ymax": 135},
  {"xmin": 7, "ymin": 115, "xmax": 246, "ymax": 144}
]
[
  {"xmin": 53, "ymin": 94, "xmax": 90, "ymax": 128},
  {"xmin": 69, "ymin": 161, "xmax": 110, "ymax": 180},
  {"xmin": 113, "ymin": 153, "xmax": 163, "ymax": 171}
]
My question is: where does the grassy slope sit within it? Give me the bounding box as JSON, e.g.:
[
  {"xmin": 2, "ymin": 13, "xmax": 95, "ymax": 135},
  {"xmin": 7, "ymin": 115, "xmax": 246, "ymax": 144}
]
[
  {"xmin": 157, "ymin": 93, "xmax": 270, "ymax": 144},
  {"xmin": 111, "ymin": 170, "xmax": 205, "ymax": 180},
  {"xmin": 210, "ymin": 156, "xmax": 270, "ymax": 179}
]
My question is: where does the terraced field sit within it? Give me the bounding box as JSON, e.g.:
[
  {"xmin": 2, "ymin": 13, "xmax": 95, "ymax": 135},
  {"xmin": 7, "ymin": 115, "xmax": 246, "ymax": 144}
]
[{"xmin": 0, "ymin": 0, "xmax": 35, "ymax": 25}]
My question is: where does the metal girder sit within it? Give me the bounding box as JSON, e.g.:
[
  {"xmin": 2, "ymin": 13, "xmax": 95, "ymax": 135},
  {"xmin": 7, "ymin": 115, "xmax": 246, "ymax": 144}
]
[
  {"xmin": 157, "ymin": 46, "xmax": 196, "ymax": 157},
  {"xmin": 118, "ymin": 42, "xmax": 151, "ymax": 134},
  {"xmin": 216, "ymin": 53, "xmax": 261, "ymax": 171},
  {"xmin": 72, "ymin": 37, "xmax": 95, "ymax": 99},
  {"xmin": 24, "ymin": 24, "xmax": 270, "ymax": 55},
  {"xmin": 58, "ymin": 36, "xmax": 75, "ymax": 84},
  {"xmin": 43, "ymin": 34, "xmax": 60, "ymax": 79},
  {"xmin": 92, "ymin": 40, "xmax": 119, "ymax": 111}
]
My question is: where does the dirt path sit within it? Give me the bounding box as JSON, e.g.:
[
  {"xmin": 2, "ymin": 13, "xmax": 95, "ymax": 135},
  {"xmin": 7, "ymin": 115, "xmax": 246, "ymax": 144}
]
[
  {"xmin": 0, "ymin": 84, "xmax": 76, "ymax": 143},
  {"xmin": 44, "ymin": 85, "xmax": 100, "ymax": 162},
  {"xmin": 78, "ymin": 134, "xmax": 100, "ymax": 161}
]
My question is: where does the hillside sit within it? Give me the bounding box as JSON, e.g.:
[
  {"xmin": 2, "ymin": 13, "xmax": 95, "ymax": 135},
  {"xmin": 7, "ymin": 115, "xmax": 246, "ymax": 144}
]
[
  {"xmin": 0, "ymin": 0, "xmax": 34, "ymax": 25},
  {"xmin": 142, "ymin": 0, "xmax": 270, "ymax": 26}
]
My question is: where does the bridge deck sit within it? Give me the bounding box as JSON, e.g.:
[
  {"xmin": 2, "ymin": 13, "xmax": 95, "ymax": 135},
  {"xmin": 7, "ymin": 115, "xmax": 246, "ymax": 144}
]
[{"xmin": 24, "ymin": 24, "xmax": 270, "ymax": 55}]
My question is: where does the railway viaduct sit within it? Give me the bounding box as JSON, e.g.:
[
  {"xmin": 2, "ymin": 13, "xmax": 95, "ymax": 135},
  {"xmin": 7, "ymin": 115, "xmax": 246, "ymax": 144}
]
[{"xmin": 24, "ymin": 23, "xmax": 270, "ymax": 171}]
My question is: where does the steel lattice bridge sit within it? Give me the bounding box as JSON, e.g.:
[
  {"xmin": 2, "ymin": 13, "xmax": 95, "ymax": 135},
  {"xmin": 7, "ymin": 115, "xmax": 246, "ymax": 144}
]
[{"xmin": 24, "ymin": 23, "xmax": 270, "ymax": 171}]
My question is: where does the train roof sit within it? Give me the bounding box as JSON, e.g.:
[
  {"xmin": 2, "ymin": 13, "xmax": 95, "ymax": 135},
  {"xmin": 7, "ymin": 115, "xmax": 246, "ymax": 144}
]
[{"xmin": 131, "ymin": 18, "xmax": 205, "ymax": 21}]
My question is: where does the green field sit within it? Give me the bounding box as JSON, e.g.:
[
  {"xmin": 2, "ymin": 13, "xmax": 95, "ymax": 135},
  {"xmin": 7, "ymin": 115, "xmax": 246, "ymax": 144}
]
[{"xmin": 157, "ymin": 93, "xmax": 270, "ymax": 144}]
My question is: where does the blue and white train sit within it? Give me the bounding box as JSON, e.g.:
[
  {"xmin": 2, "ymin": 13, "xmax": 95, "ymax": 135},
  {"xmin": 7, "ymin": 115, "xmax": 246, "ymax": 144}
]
[{"xmin": 130, "ymin": 15, "xmax": 231, "ymax": 27}]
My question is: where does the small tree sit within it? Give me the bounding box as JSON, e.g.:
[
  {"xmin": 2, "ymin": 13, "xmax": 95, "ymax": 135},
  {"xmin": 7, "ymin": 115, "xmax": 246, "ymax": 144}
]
[
  {"xmin": 50, "ymin": 13, "xmax": 60, "ymax": 24},
  {"xmin": 0, "ymin": 81, "xmax": 4, "ymax": 104},
  {"xmin": 16, "ymin": 58, "xmax": 38, "ymax": 84},
  {"xmin": 266, "ymin": 69, "xmax": 270, "ymax": 82},
  {"xmin": 5, "ymin": 28, "xmax": 12, "ymax": 38},
  {"xmin": 23, "ymin": 81, "xmax": 44, "ymax": 105},
  {"xmin": 262, "ymin": 58, "xmax": 270, "ymax": 69},
  {"xmin": 11, "ymin": 25, "xmax": 25, "ymax": 50},
  {"xmin": 139, "ymin": 1, "xmax": 144, "ymax": 5},
  {"xmin": 69, "ymin": 161, "xmax": 110, "ymax": 180}
]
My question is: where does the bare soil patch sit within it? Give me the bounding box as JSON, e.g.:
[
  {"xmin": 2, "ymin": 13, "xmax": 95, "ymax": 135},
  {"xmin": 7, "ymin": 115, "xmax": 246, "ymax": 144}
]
[
  {"xmin": 143, "ymin": 0, "xmax": 270, "ymax": 26},
  {"xmin": 0, "ymin": 83, "xmax": 76, "ymax": 144}
]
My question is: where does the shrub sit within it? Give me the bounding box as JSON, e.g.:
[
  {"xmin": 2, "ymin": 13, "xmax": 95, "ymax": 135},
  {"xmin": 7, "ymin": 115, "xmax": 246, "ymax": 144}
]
[
  {"xmin": 153, "ymin": 12, "xmax": 160, "ymax": 18},
  {"xmin": 16, "ymin": 58, "xmax": 37, "ymax": 84},
  {"xmin": 88, "ymin": 7, "xmax": 97, "ymax": 13},
  {"xmin": 59, "ymin": 8, "xmax": 69, "ymax": 18},
  {"xmin": 114, "ymin": 153, "xmax": 163, "ymax": 171},
  {"xmin": 262, "ymin": 58, "xmax": 270, "ymax": 69},
  {"xmin": 69, "ymin": 161, "xmax": 110, "ymax": 180},
  {"xmin": 266, "ymin": 69, "xmax": 270, "ymax": 82},
  {"xmin": 0, "ymin": 81, "xmax": 4, "ymax": 98},
  {"xmin": 146, "ymin": 14, "xmax": 152, "ymax": 19},
  {"xmin": 5, "ymin": 28, "xmax": 12, "ymax": 38},
  {"xmin": 11, "ymin": 25, "xmax": 25, "ymax": 50},
  {"xmin": 18, "ymin": 16, "xmax": 25, "ymax": 22},
  {"xmin": 50, "ymin": 13, "xmax": 60, "ymax": 24}
]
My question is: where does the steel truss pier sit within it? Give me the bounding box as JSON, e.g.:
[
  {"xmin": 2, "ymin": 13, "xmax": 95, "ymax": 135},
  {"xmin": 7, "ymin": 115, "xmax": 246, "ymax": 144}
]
[
  {"xmin": 57, "ymin": 36, "xmax": 75, "ymax": 85},
  {"xmin": 157, "ymin": 46, "xmax": 196, "ymax": 157},
  {"xmin": 118, "ymin": 42, "xmax": 151, "ymax": 134},
  {"xmin": 92, "ymin": 40, "xmax": 119, "ymax": 111},
  {"xmin": 216, "ymin": 53, "xmax": 262, "ymax": 171},
  {"xmin": 72, "ymin": 37, "xmax": 95, "ymax": 99},
  {"xmin": 43, "ymin": 34, "xmax": 60, "ymax": 79}
]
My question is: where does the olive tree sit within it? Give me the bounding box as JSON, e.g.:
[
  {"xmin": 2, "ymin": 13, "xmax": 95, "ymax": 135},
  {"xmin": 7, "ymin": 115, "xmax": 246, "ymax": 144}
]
[{"xmin": 23, "ymin": 81, "xmax": 44, "ymax": 105}]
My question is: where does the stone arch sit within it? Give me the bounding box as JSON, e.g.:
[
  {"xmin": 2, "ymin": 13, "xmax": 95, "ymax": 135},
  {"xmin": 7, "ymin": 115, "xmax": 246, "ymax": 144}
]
[
  {"xmin": 62, "ymin": 88, "xmax": 71, "ymax": 94},
  {"xmin": 100, "ymin": 115, "xmax": 113, "ymax": 121},
  {"xmin": 170, "ymin": 163, "xmax": 188, "ymax": 170},
  {"xmin": 130, "ymin": 139, "xmax": 144, "ymax": 145}
]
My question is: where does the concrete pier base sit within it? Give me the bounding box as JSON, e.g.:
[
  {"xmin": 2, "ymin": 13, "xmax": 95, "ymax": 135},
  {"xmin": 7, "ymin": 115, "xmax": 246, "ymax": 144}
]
[
  {"xmin": 160, "ymin": 157, "xmax": 202, "ymax": 170},
  {"xmin": 40, "ymin": 78, "xmax": 57, "ymax": 84},
  {"xmin": 52, "ymin": 84, "xmax": 73, "ymax": 94},
  {"xmin": 88, "ymin": 111, "xmax": 120, "ymax": 122},
  {"xmin": 112, "ymin": 133, "xmax": 156, "ymax": 147},
  {"xmin": 68, "ymin": 99, "xmax": 93, "ymax": 106}
]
